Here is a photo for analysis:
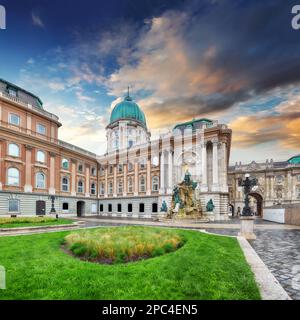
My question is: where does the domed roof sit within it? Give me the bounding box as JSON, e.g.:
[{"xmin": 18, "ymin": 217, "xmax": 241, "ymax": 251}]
[
  {"xmin": 287, "ymin": 154, "xmax": 300, "ymax": 164},
  {"xmin": 110, "ymin": 95, "xmax": 146, "ymax": 126}
]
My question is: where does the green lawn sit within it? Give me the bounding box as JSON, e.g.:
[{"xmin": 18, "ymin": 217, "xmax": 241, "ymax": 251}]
[
  {"xmin": 0, "ymin": 217, "xmax": 74, "ymax": 229},
  {"xmin": 0, "ymin": 227, "xmax": 260, "ymax": 300}
]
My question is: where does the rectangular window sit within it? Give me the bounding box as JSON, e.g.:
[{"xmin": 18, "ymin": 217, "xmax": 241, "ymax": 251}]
[
  {"xmin": 8, "ymin": 199, "xmax": 19, "ymax": 212},
  {"xmin": 108, "ymin": 204, "xmax": 112, "ymax": 212},
  {"xmin": 62, "ymin": 203, "xmax": 69, "ymax": 212},
  {"xmin": 91, "ymin": 203, "xmax": 97, "ymax": 214},
  {"xmin": 99, "ymin": 204, "xmax": 104, "ymax": 212},
  {"xmin": 117, "ymin": 204, "xmax": 122, "ymax": 213},
  {"xmin": 297, "ymin": 188, "xmax": 300, "ymax": 199},
  {"xmin": 128, "ymin": 203, "xmax": 133, "ymax": 213},
  {"xmin": 8, "ymin": 87, "xmax": 17, "ymax": 97},
  {"xmin": 9, "ymin": 113, "xmax": 20, "ymax": 126},
  {"xmin": 37, "ymin": 123, "xmax": 46, "ymax": 135},
  {"xmin": 297, "ymin": 175, "xmax": 300, "ymax": 182}
]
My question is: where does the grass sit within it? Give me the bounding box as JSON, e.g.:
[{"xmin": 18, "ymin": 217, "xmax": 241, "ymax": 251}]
[
  {"xmin": 0, "ymin": 217, "xmax": 73, "ymax": 228},
  {"xmin": 0, "ymin": 227, "xmax": 261, "ymax": 300},
  {"xmin": 64, "ymin": 227, "xmax": 185, "ymax": 263}
]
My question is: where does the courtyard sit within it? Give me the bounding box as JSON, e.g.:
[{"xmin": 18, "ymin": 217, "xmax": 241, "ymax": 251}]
[{"xmin": 0, "ymin": 225, "xmax": 260, "ymax": 300}]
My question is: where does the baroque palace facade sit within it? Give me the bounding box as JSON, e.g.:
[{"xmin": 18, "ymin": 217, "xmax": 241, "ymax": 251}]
[
  {"xmin": 0, "ymin": 79, "xmax": 232, "ymax": 219},
  {"xmin": 228, "ymin": 156, "xmax": 300, "ymax": 216}
]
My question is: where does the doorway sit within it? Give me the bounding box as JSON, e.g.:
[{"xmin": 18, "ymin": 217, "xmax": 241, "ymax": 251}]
[
  {"xmin": 76, "ymin": 201, "xmax": 85, "ymax": 217},
  {"xmin": 36, "ymin": 200, "xmax": 46, "ymax": 215},
  {"xmin": 249, "ymin": 193, "xmax": 263, "ymax": 216}
]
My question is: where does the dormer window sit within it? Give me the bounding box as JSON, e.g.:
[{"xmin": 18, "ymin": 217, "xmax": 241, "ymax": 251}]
[{"xmin": 8, "ymin": 87, "xmax": 17, "ymax": 97}]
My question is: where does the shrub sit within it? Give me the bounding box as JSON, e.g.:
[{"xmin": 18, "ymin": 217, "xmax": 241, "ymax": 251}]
[{"xmin": 64, "ymin": 227, "xmax": 185, "ymax": 264}]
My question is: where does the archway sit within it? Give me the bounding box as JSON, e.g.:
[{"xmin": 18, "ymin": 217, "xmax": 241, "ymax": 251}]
[
  {"xmin": 76, "ymin": 201, "xmax": 85, "ymax": 217},
  {"xmin": 249, "ymin": 192, "xmax": 263, "ymax": 216}
]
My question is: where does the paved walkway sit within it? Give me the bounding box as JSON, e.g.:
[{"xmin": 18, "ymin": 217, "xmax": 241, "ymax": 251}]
[{"xmin": 1, "ymin": 216, "xmax": 299, "ymax": 300}]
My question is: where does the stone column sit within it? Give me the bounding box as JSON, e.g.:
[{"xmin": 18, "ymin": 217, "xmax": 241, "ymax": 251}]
[
  {"xmin": 113, "ymin": 165, "xmax": 117, "ymax": 197},
  {"xmin": 71, "ymin": 160, "xmax": 76, "ymax": 196},
  {"xmin": 134, "ymin": 162, "xmax": 139, "ymax": 196},
  {"xmin": 123, "ymin": 164, "xmax": 127, "ymax": 196},
  {"xmin": 222, "ymin": 142, "xmax": 228, "ymax": 192},
  {"xmin": 146, "ymin": 158, "xmax": 151, "ymax": 195},
  {"xmin": 85, "ymin": 165, "xmax": 90, "ymax": 197},
  {"xmin": 24, "ymin": 145, "xmax": 33, "ymax": 192},
  {"xmin": 212, "ymin": 139, "xmax": 219, "ymax": 191},
  {"xmin": 270, "ymin": 175, "xmax": 274, "ymax": 201},
  {"xmin": 167, "ymin": 151, "xmax": 173, "ymax": 194},
  {"xmin": 26, "ymin": 114, "xmax": 32, "ymax": 134},
  {"xmin": 201, "ymin": 142, "xmax": 208, "ymax": 192},
  {"xmin": 104, "ymin": 165, "xmax": 108, "ymax": 198},
  {"xmin": 49, "ymin": 152, "xmax": 56, "ymax": 195},
  {"xmin": 159, "ymin": 151, "xmax": 165, "ymax": 194}
]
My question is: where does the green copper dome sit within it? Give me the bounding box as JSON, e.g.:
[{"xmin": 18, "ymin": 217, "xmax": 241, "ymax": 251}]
[
  {"xmin": 110, "ymin": 95, "xmax": 146, "ymax": 126},
  {"xmin": 287, "ymin": 155, "xmax": 300, "ymax": 164}
]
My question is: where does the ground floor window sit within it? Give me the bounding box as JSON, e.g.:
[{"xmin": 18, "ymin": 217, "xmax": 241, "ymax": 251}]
[
  {"xmin": 8, "ymin": 199, "xmax": 19, "ymax": 212},
  {"xmin": 62, "ymin": 202, "xmax": 69, "ymax": 212},
  {"xmin": 99, "ymin": 204, "xmax": 103, "ymax": 212},
  {"xmin": 152, "ymin": 203, "xmax": 158, "ymax": 213},
  {"xmin": 128, "ymin": 203, "xmax": 133, "ymax": 213},
  {"xmin": 108, "ymin": 204, "xmax": 112, "ymax": 212},
  {"xmin": 91, "ymin": 203, "xmax": 97, "ymax": 214},
  {"xmin": 139, "ymin": 203, "xmax": 145, "ymax": 213},
  {"xmin": 117, "ymin": 203, "xmax": 122, "ymax": 212}
]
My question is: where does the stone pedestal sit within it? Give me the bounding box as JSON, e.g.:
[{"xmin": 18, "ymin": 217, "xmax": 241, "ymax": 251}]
[
  {"xmin": 203, "ymin": 211, "xmax": 215, "ymax": 221},
  {"xmin": 238, "ymin": 216, "xmax": 256, "ymax": 240}
]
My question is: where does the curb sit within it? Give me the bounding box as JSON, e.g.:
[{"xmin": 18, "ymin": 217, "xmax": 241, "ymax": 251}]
[{"xmin": 237, "ymin": 236, "xmax": 291, "ymax": 300}]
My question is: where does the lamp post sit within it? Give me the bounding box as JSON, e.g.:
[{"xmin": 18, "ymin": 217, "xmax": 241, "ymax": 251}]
[
  {"xmin": 238, "ymin": 174, "xmax": 258, "ymax": 239},
  {"xmin": 240, "ymin": 174, "xmax": 258, "ymax": 216},
  {"xmin": 48, "ymin": 195, "xmax": 58, "ymax": 219}
]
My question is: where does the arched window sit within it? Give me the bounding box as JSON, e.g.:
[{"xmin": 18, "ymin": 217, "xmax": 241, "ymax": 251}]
[
  {"xmin": 128, "ymin": 162, "xmax": 133, "ymax": 172},
  {"xmin": 7, "ymin": 168, "xmax": 20, "ymax": 186},
  {"xmin": 36, "ymin": 172, "xmax": 46, "ymax": 189},
  {"xmin": 36, "ymin": 150, "xmax": 45, "ymax": 163},
  {"xmin": 61, "ymin": 177, "xmax": 69, "ymax": 192},
  {"xmin": 77, "ymin": 180, "xmax": 84, "ymax": 193},
  {"xmin": 152, "ymin": 176, "xmax": 159, "ymax": 192},
  {"xmin": 139, "ymin": 159, "xmax": 146, "ymax": 170},
  {"xmin": 91, "ymin": 183, "xmax": 96, "ymax": 195},
  {"xmin": 8, "ymin": 143, "xmax": 20, "ymax": 157},
  {"xmin": 61, "ymin": 158, "xmax": 69, "ymax": 170},
  {"xmin": 139, "ymin": 175, "xmax": 146, "ymax": 192}
]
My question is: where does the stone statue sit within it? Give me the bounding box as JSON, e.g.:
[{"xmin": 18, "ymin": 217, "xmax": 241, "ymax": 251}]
[
  {"xmin": 160, "ymin": 200, "xmax": 168, "ymax": 212},
  {"xmin": 206, "ymin": 199, "xmax": 215, "ymax": 212},
  {"xmin": 169, "ymin": 170, "xmax": 202, "ymax": 218}
]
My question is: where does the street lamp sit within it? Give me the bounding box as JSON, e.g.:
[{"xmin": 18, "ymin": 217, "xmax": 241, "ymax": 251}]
[
  {"xmin": 239, "ymin": 174, "xmax": 258, "ymax": 216},
  {"xmin": 48, "ymin": 195, "xmax": 58, "ymax": 218}
]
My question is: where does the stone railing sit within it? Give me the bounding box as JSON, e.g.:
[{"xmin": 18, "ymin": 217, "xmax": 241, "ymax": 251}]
[{"xmin": 0, "ymin": 91, "xmax": 60, "ymax": 122}]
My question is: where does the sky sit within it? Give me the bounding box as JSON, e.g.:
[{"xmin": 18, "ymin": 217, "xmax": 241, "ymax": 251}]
[{"xmin": 0, "ymin": 0, "xmax": 299, "ymax": 164}]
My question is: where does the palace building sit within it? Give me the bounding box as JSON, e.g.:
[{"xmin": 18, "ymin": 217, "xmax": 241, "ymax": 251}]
[
  {"xmin": 228, "ymin": 157, "xmax": 300, "ymax": 217},
  {"xmin": 0, "ymin": 79, "xmax": 232, "ymax": 219}
]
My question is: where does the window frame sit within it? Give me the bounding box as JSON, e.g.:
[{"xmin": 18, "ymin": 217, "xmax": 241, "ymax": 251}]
[
  {"xmin": 36, "ymin": 150, "xmax": 46, "ymax": 163},
  {"xmin": 36, "ymin": 123, "xmax": 46, "ymax": 135},
  {"xmin": 8, "ymin": 199, "xmax": 20, "ymax": 213},
  {"xmin": 36, "ymin": 172, "xmax": 46, "ymax": 189},
  {"xmin": 77, "ymin": 180, "xmax": 84, "ymax": 193},
  {"xmin": 61, "ymin": 176, "xmax": 69, "ymax": 192},
  {"xmin": 7, "ymin": 167, "xmax": 20, "ymax": 186},
  {"xmin": 9, "ymin": 113, "xmax": 20, "ymax": 126},
  {"xmin": 8, "ymin": 143, "xmax": 20, "ymax": 157}
]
